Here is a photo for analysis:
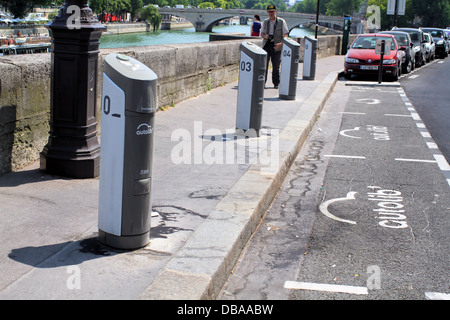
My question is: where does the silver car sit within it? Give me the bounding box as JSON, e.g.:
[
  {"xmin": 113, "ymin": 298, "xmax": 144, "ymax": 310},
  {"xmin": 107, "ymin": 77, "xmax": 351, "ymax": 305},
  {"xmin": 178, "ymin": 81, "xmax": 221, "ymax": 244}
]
[{"xmin": 423, "ymin": 33, "xmax": 436, "ymax": 61}]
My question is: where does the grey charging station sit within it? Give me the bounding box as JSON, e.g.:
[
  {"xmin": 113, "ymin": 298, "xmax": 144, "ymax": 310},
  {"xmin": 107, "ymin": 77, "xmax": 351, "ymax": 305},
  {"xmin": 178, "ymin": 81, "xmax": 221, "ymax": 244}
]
[
  {"xmin": 236, "ymin": 41, "xmax": 267, "ymax": 137},
  {"xmin": 279, "ymin": 38, "xmax": 301, "ymax": 100},
  {"xmin": 303, "ymin": 35, "xmax": 318, "ymax": 80},
  {"xmin": 98, "ymin": 53, "xmax": 157, "ymax": 250}
]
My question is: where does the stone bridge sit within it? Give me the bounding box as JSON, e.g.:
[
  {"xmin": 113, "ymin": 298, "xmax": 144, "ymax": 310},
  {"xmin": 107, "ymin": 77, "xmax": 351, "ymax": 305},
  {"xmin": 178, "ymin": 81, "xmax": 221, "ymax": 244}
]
[{"xmin": 158, "ymin": 8, "xmax": 358, "ymax": 33}]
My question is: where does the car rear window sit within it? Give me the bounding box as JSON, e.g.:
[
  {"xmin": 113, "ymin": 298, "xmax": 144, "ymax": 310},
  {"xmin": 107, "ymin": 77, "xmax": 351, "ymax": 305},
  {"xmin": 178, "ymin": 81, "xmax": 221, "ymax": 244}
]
[
  {"xmin": 424, "ymin": 29, "xmax": 444, "ymax": 37},
  {"xmin": 408, "ymin": 32, "xmax": 420, "ymax": 41}
]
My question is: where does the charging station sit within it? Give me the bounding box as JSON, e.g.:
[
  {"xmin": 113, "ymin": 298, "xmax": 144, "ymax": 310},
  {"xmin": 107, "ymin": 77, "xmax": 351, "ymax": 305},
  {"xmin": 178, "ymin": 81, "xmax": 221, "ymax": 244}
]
[
  {"xmin": 279, "ymin": 38, "xmax": 301, "ymax": 100},
  {"xmin": 236, "ymin": 41, "xmax": 267, "ymax": 137},
  {"xmin": 303, "ymin": 36, "xmax": 318, "ymax": 80},
  {"xmin": 98, "ymin": 53, "xmax": 157, "ymax": 250}
]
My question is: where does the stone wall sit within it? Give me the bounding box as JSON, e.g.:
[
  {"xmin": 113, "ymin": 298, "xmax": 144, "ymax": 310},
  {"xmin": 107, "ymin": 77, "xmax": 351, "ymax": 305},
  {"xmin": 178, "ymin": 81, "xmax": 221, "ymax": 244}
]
[
  {"xmin": 0, "ymin": 39, "xmax": 247, "ymax": 175},
  {"xmin": 0, "ymin": 34, "xmax": 346, "ymax": 176}
]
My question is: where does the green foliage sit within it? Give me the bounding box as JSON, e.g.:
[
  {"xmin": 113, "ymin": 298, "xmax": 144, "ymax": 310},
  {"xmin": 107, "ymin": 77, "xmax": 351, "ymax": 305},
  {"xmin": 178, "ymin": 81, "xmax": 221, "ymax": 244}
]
[
  {"xmin": 366, "ymin": 0, "xmax": 450, "ymax": 29},
  {"xmin": 326, "ymin": 0, "xmax": 363, "ymax": 16},
  {"xmin": 141, "ymin": 5, "xmax": 162, "ymax": 31},
  {"xmin": 5, "ymin": 0, "xmax": 55, "ymax": 18},
  {"xmin": 198, "ymin": 2, "xmax": 216, "ymax": 9},
  {"xmin": 410, "ymin": 0, "xmax": 450, "ymax": 27}
]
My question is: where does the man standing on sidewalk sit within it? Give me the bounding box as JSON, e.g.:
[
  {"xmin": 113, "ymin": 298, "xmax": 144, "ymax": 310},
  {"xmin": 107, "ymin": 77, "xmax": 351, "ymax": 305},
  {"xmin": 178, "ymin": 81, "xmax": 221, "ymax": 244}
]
[{"xmin": 261, "ymin": 4, "xmax": 289, "ymax": 89}]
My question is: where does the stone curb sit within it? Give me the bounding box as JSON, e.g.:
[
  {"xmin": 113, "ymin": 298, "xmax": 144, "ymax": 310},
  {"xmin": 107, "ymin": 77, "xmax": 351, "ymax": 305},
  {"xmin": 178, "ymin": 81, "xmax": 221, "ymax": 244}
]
[{"xmin": 139, "ymin": 71, "xmax": 341, "ymax": 300}]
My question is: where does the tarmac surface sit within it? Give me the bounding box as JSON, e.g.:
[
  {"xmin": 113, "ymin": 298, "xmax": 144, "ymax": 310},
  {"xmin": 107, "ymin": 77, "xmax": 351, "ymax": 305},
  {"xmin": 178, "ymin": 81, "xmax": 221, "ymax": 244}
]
[{"xmin": 0, "ymin": 55, "xmax": 344, "ymax": 300}]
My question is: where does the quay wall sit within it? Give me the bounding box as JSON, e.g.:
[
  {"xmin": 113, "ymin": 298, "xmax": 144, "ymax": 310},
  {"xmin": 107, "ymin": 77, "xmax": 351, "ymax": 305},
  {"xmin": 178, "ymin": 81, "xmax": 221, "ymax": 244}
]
[
  {"xmin": 0, "ymin": 34, "xmax": 347, "ymax": 176},
  {"xmin": 103, "ymin": 22, "xmax": 194, "ymax": 34}
]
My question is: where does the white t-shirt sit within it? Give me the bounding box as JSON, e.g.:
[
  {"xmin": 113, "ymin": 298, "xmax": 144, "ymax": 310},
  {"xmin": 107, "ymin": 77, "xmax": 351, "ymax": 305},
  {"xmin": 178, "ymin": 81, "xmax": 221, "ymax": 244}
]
[{"xmin": 267, "ymin": 18, "xmax": 289, "ymax": 36}]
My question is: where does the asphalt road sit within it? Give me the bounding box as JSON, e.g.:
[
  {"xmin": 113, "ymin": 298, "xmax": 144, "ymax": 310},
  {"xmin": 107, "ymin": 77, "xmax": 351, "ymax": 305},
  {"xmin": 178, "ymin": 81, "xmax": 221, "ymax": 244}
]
[
  {"xmin": 219, "ymin": 70, "xmax": 450, "ymax": 300},
  {"xmin": 399, "ymin": 58, "xmax": 450, "ymax": 164}
]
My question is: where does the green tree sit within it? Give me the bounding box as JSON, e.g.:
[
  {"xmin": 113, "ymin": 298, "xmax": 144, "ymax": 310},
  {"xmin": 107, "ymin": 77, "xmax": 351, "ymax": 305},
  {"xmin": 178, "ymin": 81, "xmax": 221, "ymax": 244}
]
[
  {"xmin": 140, "ymin": 5, "xmax": 162, "ymax": 31},
  {"xmin": 198, "ymin": 2, "xmax": 215, "ymax": 8},
  {"xmin": 130, "ymin": 0, "xmax": 144, "ymax": 20},
  {"xmin": 411, "ymin": 0, "xmax": 450, "ymax": 27},
  {"xmin": 326, "ymin": 0, "xmax": 363, "ymax": 16},
  {"xmin": 5, "ymin": 0, "xmax": 54, "ymax": 18},
  {"xmin": 300, "ymin": 0, "xmax": 320, "ymax": 14}
]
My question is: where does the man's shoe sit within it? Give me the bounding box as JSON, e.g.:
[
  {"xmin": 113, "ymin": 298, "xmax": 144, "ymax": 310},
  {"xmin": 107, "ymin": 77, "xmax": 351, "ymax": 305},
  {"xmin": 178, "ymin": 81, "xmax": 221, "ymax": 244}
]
[{"xmin": 274, "ymin": 85, "xmax": 278, "ymax": 89}]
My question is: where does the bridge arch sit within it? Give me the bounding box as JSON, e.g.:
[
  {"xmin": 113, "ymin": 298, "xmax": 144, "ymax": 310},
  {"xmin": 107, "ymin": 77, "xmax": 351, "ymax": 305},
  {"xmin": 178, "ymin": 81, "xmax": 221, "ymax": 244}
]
[{"xmin": 158, "ymin": 8, "xmax": 351, "ymax": 33}]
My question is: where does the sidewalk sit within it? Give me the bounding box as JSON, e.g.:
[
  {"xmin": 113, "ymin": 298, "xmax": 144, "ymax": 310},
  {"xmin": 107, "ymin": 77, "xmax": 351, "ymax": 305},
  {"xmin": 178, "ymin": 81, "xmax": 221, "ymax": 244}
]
[{"xmin": 0, "ymin": 55, "xmax": 344, "ymax": 300}]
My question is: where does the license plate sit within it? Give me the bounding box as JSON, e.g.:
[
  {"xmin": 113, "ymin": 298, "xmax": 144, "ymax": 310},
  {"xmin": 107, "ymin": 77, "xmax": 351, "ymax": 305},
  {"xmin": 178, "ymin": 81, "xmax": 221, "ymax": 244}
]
[{"xmin": 361, "ymin": 65, "xmax": 378, "ymax": 70}]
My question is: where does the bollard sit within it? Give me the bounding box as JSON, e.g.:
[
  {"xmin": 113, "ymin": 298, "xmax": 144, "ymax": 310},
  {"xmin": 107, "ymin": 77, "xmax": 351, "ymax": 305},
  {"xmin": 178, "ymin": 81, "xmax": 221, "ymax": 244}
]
[
  {"xmin": 236, "ymin": 41, "xmax": 267, "ymax": 137},
  {"xmin": 303, "ymin": 35, "xmax": 318, "ymax": 80},
  {"xmin": 98, "ymin": 53, "xmax": 157, "ymax": 250},
  {"xmin": 279, "ymin": 38, "xmax": 301, "ymax": 100}
]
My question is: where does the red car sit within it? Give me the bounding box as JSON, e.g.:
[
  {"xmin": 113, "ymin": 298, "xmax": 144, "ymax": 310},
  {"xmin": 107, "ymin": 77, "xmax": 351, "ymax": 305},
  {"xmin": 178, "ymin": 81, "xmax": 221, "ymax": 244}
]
[{"xmin": 344, "ymin": 34, "xmax": 402, "ymax": 81}]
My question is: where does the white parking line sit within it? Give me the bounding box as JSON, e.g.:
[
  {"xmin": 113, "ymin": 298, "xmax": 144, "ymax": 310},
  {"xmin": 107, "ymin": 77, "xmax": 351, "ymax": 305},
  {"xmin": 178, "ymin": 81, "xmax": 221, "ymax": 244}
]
[
  {"xmin": 425, "ymin": 292, "xmax": 450, "ymax": 300},
  {"xmin": 384, "ymin": 114, "xmax": 411, "ymax": 117},
  {"xmin": 324, "ymin": 155, "xmax": 366, "ymax": 159},
  {"xmin": 395, "ymin": 158, "xmax": 437, "ymax": 163},
  {"xmin": 340, "ymin": 112, "xmax": 366, "ymax": 115},
  {"xmin": 433, "ymin": 154, "xmax": 450, "ymax": 171},
  {"xmin": 284, "ymin": 281, "xmax": 368, "ymax": 295}
]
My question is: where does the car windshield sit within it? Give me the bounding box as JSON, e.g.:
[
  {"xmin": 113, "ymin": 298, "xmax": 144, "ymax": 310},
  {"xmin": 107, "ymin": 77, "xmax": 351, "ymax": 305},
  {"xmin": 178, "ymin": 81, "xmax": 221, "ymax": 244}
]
[
  {"xmin": 424, "ymin": 29, "xmax": 444, "ymax": 37},
  {"xmin": 352, "ymin": 36, "xmax": 396, "ymax": 50}
]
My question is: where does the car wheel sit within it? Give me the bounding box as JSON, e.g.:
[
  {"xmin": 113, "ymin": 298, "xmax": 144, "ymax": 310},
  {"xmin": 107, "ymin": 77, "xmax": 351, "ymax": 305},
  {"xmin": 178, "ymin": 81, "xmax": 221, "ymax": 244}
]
[
  {"xmin": 415, "ymin": 56, "xmax": 421, "ymax": 67},
  {"xmin": 391, "ymin": 67, "xmax": 399, "ymax": 82},
  {"xmin": 404, "ymin": 60, "xmax": 412, "ymax": 73}
]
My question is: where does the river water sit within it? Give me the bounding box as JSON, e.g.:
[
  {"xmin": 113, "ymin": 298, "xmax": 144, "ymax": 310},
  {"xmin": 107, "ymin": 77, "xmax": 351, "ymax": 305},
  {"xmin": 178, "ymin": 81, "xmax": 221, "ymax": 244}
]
[{"xmin": 99, "ymin": 24, "xmax": 316, "ymax": 49}]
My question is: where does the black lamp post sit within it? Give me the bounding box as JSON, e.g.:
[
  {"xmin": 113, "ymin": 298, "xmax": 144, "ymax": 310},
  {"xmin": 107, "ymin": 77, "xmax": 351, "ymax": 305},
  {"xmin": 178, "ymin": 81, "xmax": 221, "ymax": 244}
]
[
  {"xmin": 40, "ymin": 1, "xmax": 105, "ymax": 178},
  {"xmin": 315, "ymin": 0, "xmax": 320, "ymax": 39}
]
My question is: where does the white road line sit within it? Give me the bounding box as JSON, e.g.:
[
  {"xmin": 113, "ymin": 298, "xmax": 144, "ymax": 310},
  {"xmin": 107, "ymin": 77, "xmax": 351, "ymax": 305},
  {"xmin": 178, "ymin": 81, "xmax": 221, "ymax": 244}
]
[
  {"xmin": 340, "ymin": 112, "xmax": 366, "ymax": 115},
  {"xmin": 324, "ymin": 155, "xmax": 366, "ymax": 159},
  {"xmin": 384, "ymin": 114, "xmax": 411, "ymax": 117},
  {"xmin": 433, "ymin": 154, "xmax": 450, "ymax": 171},
  {"xmin": 420, "ymin": 131, "xmax": 431, "ymax": 138},
  {"xmin": 284, "ymin": 281, "xmax": 368, "ymax": 295},
  {"xmin": 319, "ymin": 191, "xmax": 358, "ymax": 225},
  {"xmin": 426, "ymin": 142, "xmax": 438, "ymax": 149},
  {"xmin": 395, "ymin": 158, "xmax": 437, "ymax": 163},
  {"xmin": 411, "ymin": 113, "xmax": 421, "ymax": 120},
  {"xmin": 425, "ymin": 292, "xmax": 450, "ymax": 300},
  {"xmin": 339, "ymin": 127, "xmax": 361, "ymax": 139},
  {"xmin": 416, "ymin": 123, "xmax": 425, "ymax": 128}
]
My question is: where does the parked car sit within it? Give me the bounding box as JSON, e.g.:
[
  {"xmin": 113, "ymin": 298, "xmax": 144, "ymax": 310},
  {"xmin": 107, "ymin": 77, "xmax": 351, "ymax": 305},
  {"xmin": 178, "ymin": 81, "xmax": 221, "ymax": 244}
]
[
  {"xmin": 423, "ymin": 33, "xmax": 436, "ymax": 61},
  {"xmin": 422, "ymin": 27, "xmax": 449, "ymax": 58},
  {"xmin": 379, "ymin": 30, "xmax": 415, "ymax": 73},
  {"xmin": 445, "ymin": 30, "xmax": 450, "ymax": 53},
  {"xmin": 393, "ymin": 27, "xmax": 427, "ymax": 67},
  {"xmin": 344, "ymin": 34, "xmax": 402, "ymax": 81}
]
